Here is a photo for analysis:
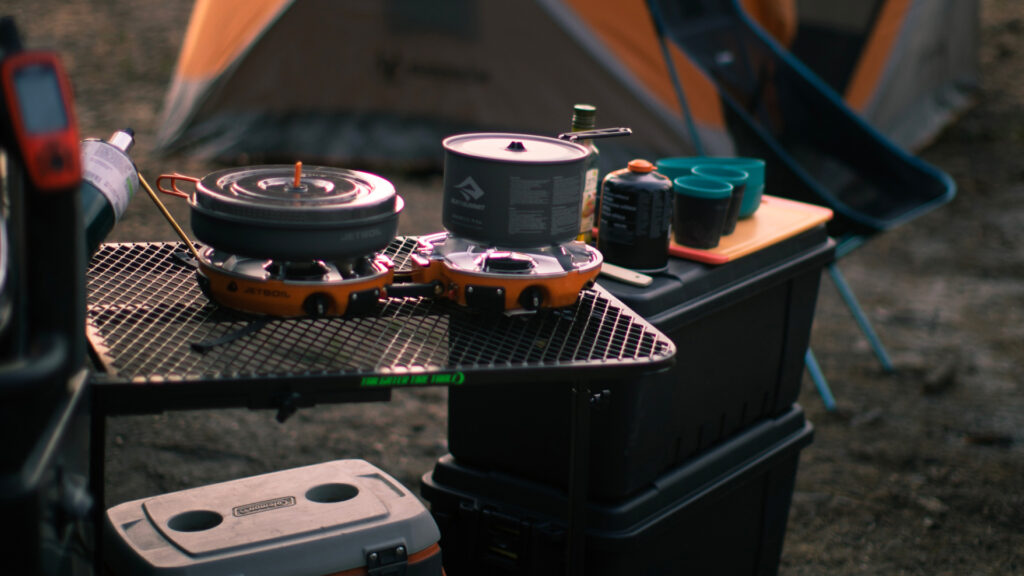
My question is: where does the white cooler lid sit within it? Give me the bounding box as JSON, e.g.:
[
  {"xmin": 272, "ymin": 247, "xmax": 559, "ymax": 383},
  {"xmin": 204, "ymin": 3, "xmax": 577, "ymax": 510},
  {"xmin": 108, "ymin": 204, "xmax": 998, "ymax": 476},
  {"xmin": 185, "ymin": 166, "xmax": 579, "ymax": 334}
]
[{"xmin": 104, "ymin": 459, "xmax": 440, "ymax": 576}]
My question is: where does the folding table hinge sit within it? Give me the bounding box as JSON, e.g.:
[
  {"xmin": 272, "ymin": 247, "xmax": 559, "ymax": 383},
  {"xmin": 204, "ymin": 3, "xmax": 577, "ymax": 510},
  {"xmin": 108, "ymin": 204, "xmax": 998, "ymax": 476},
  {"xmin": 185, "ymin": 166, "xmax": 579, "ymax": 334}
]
[{"xmin": 366, "ymin": 544, "xmax": 408, "ymax": 575}]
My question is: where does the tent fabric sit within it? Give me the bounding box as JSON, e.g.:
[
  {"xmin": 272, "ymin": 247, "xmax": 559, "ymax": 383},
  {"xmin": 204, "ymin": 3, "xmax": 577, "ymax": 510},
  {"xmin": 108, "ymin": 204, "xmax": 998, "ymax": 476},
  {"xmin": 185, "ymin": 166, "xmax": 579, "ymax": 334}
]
[
  {"xmin": 157, "ymin": 0, "xmax": 720, "ymax": 169},
  {"xmin": 155, "ymin": 0, "xmax": 977, "ymax": 172}
]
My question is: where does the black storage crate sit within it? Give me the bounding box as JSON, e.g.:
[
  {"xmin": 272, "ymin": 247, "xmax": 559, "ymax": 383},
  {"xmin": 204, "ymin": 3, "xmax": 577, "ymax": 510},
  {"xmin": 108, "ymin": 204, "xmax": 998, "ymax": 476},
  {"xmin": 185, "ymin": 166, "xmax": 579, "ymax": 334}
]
[
  {"xmin": 448, "ymin": 228, "xmax": 833, "ymax": 500},
  {"xmin": 423, "ymin": 405, "xmax": 813, "ymax": 576}
]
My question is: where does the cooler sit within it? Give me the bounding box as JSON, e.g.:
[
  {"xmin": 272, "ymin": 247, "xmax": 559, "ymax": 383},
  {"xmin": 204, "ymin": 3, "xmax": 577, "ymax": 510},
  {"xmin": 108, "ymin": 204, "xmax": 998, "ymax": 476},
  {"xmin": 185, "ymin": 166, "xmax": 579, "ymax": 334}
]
[
  {"xmin": 104, "ymin": 459, "xmax": 443, "ymax": 576},
  {"xmin": 423, "ymin": 405, "xmax": 813, "ymax": 576},
  {"xmin": 448, "ymin": 225, "xmax": 833, "ymax": 500}
]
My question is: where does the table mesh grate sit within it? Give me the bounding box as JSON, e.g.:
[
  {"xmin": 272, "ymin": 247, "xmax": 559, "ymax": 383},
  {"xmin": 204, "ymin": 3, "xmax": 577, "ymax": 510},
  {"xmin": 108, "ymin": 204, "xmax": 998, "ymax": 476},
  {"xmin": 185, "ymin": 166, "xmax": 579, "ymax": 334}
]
[{"xmin": 86, "ymin": 241, "xmax": 674, "ymax": 384}]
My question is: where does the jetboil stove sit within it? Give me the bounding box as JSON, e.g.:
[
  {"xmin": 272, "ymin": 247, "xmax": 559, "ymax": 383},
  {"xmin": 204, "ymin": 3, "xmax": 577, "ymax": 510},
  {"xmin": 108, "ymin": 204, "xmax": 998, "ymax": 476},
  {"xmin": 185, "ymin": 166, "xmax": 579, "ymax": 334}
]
[
  {"xmin": 397, "ymin": 131, "xmax": 621, "ymax": 313},
  {"xmin": 158, "ymin": 163, "xmax": 402, "ymax": 317},
  {"xmin": 405, "ymin": 232, "xmax": 602, "ymax": 311}
]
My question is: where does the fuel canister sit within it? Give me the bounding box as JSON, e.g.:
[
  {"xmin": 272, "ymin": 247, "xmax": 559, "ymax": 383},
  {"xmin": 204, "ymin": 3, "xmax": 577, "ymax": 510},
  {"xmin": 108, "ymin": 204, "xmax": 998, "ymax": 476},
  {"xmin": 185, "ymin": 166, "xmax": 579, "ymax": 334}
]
[
  {"xmin": 597, "ymin": 159, "xmax": 673, "ymax": 272},
  {"xmin": 80, "ymin": 129, "xmax": 138, "ymax": 256}
]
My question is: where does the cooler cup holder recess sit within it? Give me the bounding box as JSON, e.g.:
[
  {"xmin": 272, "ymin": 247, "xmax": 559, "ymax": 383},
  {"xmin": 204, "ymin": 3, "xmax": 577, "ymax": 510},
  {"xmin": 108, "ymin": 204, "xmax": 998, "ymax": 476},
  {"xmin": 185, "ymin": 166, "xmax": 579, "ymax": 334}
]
[
  {"xmin": 305, "ymin": 483, "xmax": 359, "ymax": 504},
  {"xmin": 167, "ymin": 510, "xmax": 223, "ymax": 532}
]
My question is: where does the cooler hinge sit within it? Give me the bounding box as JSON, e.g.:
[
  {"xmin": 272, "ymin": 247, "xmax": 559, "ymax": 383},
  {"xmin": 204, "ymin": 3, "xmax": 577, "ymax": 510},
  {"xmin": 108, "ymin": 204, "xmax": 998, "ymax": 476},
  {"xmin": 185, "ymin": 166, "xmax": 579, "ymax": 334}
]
[{"xmin": 366, "ymin": 544, "xmax": 408, "ymax": 576}]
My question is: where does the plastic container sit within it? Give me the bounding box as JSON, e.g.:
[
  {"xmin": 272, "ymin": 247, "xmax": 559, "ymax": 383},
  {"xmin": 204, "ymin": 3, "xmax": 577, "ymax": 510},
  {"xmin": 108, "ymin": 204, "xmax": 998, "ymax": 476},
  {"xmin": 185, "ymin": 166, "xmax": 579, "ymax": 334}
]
[
  {"xmin": 597, "ymin": 159, "xmax": 673, "ymax": 271},
  {"xmin": 446, "ymin": 226, "xmax": 833, "ymax": 500},
  {"xmin": 424, "ymin": 405, "xmax": 813, "ymax": 576},
  {"xmin": 104, "ymin": 459, "xmax": 443, "ymax": 576}
]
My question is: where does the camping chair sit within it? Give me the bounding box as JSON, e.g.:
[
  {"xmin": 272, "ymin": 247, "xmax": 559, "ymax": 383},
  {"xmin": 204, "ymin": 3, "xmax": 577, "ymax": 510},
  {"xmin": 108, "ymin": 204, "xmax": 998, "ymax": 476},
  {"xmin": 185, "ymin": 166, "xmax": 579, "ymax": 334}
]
[{"xmin": 647, "ymin": 0, "xmax": 957, "ymax": 409}]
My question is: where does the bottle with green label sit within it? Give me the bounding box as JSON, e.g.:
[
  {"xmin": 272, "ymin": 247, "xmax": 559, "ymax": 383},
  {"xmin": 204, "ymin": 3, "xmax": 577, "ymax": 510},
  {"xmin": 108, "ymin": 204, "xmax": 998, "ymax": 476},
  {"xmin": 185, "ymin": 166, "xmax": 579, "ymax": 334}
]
[{"xmin": 570, "ymin": 103, "xmax": 600, "ymax": 243}]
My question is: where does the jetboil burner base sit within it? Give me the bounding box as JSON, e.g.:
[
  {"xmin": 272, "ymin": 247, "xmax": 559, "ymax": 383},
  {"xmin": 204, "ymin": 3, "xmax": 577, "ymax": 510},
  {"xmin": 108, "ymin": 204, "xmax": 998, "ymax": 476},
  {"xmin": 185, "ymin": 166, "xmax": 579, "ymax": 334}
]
[
  {"xmin": 195, "ymin": 247, "xmax": 394, "ymax": 317},
  {"xmin": 407, "ymin": 232, "xmax": 603, "ymax": 312}
]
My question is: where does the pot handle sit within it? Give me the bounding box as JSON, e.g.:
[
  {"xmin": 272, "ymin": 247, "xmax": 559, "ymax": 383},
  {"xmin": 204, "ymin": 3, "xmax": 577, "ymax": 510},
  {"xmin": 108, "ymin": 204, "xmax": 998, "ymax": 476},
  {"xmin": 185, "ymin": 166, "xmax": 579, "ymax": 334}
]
[
  {"xmin": 144, "ymin": 172, "xmax": 201, "ymax": 259},
  {"xmin": 156, "ymin": 173, "xmax": 199, "ymax": 199},
  {"xmin": 557, "ymin": 126, "xmax": 632, "ymax": 142}
]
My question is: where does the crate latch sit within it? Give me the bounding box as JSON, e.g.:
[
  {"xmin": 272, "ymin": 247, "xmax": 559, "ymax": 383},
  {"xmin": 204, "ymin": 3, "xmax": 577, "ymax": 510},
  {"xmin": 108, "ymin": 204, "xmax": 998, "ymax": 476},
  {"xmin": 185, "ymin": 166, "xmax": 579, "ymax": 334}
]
[{"xmin": 366, "ymin": 544, "xmax": 408, "ymax": 575}]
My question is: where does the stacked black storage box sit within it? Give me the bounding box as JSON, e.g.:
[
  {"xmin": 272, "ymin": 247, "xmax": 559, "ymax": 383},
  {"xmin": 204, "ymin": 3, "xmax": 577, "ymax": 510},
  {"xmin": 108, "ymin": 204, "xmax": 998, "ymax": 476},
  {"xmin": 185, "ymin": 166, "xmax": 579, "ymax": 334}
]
[{"xmin": 422, "ymin": 226, "xmax": 834, "ymax": 575}]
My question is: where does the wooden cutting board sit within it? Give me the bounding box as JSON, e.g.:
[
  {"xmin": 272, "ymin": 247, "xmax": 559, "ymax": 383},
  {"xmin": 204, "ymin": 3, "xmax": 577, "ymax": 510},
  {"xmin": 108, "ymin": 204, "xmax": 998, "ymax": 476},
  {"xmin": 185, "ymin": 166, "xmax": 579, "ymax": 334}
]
[{"xmin": 668, "ymin": 195, "xmax": 833, "ymax": 265}]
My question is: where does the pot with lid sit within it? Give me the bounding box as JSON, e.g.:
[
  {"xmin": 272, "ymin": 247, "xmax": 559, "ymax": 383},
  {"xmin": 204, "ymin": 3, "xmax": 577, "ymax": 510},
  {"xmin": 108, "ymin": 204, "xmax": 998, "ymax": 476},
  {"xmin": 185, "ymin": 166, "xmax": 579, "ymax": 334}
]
[
  {"xmin": 441, "ymin": 129, "xmax": 629, "ymax": 248},
  {"xmin": 161, "ymin": 163, "xmax": 403, "ymax": 262}
]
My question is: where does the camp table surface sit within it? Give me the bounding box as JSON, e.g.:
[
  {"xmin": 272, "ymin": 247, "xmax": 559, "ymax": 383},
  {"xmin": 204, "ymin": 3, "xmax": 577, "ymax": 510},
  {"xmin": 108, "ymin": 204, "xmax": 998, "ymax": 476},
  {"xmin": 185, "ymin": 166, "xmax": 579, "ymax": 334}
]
[
  {"xmin": 85, "ymin": 239, "xmax": 674, "ymax": 410},
  {"xmin": 85, "ymin": 237, "xmax": 675, "ymax": 576}
]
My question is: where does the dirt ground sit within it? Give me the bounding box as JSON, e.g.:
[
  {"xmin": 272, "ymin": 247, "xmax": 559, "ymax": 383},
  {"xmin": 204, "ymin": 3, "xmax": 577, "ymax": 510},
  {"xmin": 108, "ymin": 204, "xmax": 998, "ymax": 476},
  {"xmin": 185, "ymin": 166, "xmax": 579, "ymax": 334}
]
[{"xmin": 5, "ymin": 0, "xmax": 1022, "ymax": 573}]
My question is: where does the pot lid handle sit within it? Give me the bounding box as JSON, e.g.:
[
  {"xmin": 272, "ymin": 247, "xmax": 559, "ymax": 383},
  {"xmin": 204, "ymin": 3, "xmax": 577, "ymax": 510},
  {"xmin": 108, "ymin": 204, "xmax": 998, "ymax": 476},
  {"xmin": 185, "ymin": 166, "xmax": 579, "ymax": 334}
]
[
  {"xmin": 557, "ymin": 126, "xmax": 632, "ymax": 142},
  {"xmin": 505, "ymin": 140, "xmax": 527, "ymax": 152}
]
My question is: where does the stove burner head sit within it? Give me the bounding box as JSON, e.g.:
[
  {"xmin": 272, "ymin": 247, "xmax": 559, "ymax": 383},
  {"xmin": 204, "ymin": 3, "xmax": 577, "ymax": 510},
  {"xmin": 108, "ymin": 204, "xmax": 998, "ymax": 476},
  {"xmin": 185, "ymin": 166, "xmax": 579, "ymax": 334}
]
[
  {"xmin": 478, "ymin": 251, "xmax": 537, "ymax": 274},
  {"xmin": 196, "ymin": 247, "xmax": 394, "ymax": 317},
  {"xmin": 409, "ymin": 233, "xmax": 603, "ymax": 311}
]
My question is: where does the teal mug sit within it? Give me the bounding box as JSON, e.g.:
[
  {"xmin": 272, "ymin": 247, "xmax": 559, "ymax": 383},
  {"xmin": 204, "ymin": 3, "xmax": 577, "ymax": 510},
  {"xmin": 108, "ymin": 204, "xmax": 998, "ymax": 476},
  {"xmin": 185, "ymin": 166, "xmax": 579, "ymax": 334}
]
[
  {"xmin": 672, "ymin": 175, "xmax": 733, "ymax": 249},
  {"xmin": 657, "ymin": 156, "xmax": 765, "ymax": 217},
  {"xmin": 691, "ymin": 165, "xmax": 748, "ymax": 235}
]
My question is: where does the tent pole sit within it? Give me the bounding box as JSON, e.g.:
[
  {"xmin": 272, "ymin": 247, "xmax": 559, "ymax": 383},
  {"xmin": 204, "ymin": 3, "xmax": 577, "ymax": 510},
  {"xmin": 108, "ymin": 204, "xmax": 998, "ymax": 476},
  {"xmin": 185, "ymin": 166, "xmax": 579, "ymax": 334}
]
[{"xmin": 646, "ymin": 0, "xmax": 705, "ymax": 155}]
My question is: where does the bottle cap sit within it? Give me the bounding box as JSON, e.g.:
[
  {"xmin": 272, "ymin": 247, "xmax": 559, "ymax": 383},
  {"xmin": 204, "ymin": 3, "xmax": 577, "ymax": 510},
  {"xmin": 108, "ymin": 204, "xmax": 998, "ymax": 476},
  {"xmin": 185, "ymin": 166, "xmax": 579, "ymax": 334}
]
[{"xmin": 571, "ymin": 104, "xmax": 597, "ymax": 130}]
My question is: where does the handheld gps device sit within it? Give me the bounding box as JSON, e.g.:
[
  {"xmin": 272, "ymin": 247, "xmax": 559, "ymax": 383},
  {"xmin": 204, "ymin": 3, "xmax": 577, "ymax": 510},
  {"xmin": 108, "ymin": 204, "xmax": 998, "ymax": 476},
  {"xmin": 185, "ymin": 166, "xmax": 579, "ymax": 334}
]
[{"xmin": 0, "ymin": 49, "xmax": 81, "ymax": 192}]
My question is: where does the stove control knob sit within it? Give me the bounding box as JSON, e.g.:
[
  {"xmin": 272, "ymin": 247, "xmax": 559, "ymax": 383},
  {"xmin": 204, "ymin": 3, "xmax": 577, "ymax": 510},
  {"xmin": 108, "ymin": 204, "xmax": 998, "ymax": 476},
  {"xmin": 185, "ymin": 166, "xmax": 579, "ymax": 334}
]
[
  {"xmin": 518, "ymin": 286, "xmax": 545, "ymax": 310},
  {"xmin": 302, "ymin": 292, "xmax": 333, "ymax": 316}
]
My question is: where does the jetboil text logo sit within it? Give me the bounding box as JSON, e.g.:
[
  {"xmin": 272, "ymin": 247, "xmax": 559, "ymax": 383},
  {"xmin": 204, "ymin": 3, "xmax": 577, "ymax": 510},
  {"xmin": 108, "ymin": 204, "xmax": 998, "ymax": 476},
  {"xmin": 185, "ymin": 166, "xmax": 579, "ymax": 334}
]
[
  {"xmin": 452, "ymin": 176, "xmax": 486, "ymax": 210},
  {"xmin": 232, "ymin": 496, "xmax": 296, "ymax": 517}
]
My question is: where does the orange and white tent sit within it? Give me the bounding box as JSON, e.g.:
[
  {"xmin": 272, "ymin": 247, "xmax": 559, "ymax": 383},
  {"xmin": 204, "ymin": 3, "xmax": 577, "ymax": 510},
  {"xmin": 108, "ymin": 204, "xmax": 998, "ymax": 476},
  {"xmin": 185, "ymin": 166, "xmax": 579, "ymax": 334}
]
[{"xmin": 156, "ymin": 0, "xmax": 978, "ymax": 173}]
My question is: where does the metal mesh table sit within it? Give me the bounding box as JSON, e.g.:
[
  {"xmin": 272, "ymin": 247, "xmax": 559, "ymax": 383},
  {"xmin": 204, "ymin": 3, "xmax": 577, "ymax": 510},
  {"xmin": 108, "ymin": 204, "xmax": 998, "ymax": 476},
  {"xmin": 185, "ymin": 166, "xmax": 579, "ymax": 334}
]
[{"xmin": 86, "ymin": 239, "xmax": 675, "ymax": 413}]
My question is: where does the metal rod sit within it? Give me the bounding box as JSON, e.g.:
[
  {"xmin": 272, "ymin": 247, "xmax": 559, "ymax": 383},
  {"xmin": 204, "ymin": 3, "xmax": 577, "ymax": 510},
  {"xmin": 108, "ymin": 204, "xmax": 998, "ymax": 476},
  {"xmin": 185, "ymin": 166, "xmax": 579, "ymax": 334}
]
[
  {"xmin": 646, "ymin": 0, "xmax": 705, "ymax": 155},
  {"xmin": 805, "ymin": 348, "xmax": 837, "ymax": 411},
  {"xmin": 828, "ymin": 263, "xmax": 895, "ymax": 372},
  {"xmin": 138, "ymin": 172, "xmax": 200, "ymax": 260}
]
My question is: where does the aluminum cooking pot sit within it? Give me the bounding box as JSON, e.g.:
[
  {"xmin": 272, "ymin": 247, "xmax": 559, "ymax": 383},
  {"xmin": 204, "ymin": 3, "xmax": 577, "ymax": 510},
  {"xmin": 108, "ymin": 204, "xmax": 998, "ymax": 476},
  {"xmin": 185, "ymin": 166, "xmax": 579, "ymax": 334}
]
[
  {"xmin": 158, "ymin": 164, "xmax": 403, "ymax": 262},
  {"xmin": 441, "ymin": 128, "xmax": 630, "ymax": 248}
]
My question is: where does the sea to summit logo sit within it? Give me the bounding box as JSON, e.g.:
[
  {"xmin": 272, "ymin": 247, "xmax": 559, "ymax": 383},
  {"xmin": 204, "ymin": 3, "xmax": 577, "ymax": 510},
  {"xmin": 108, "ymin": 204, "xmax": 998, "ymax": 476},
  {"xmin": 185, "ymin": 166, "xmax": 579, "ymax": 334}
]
[
  {"xmin": 452, "ymin": 176, "xmax": 485, "ymax": 209},
  {"xmin": 233, "ymin": 496, "xmax": 296, "ymax": 517}
]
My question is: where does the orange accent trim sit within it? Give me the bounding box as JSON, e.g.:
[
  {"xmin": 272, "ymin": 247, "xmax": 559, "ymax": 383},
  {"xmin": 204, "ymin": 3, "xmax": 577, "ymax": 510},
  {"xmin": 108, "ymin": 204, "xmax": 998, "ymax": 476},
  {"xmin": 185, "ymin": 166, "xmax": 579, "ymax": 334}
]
[
  {"xmin": 563, "ymin": 0, "xmax": 725, "ymax": 129},
  {"xmin": 177, "ymin": 0, "xmax": 291, "ymax": 79},
  {"xmin": 321, "ymin": 543, "xmax": 443, "ymax": 576},
  {"xmin": 844, "ymin": 0, "xmax": 913, "ymax": 112}
]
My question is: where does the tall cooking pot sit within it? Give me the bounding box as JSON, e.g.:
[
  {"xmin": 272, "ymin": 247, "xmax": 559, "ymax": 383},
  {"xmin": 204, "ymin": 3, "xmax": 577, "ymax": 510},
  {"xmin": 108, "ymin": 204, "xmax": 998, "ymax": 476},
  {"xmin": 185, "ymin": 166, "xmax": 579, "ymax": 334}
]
[{"xmin": 442, "ymin": 131, "xmax": 614, "ymax": 248}]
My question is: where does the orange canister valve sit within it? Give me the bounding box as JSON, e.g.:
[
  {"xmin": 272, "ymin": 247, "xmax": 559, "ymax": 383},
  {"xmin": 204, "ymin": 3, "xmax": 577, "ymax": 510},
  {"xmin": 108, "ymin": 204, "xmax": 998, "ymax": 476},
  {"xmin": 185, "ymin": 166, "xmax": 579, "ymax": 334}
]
[{"xmin": 627, "ymin": 158, "xmax": 656, "ymax": 173}]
